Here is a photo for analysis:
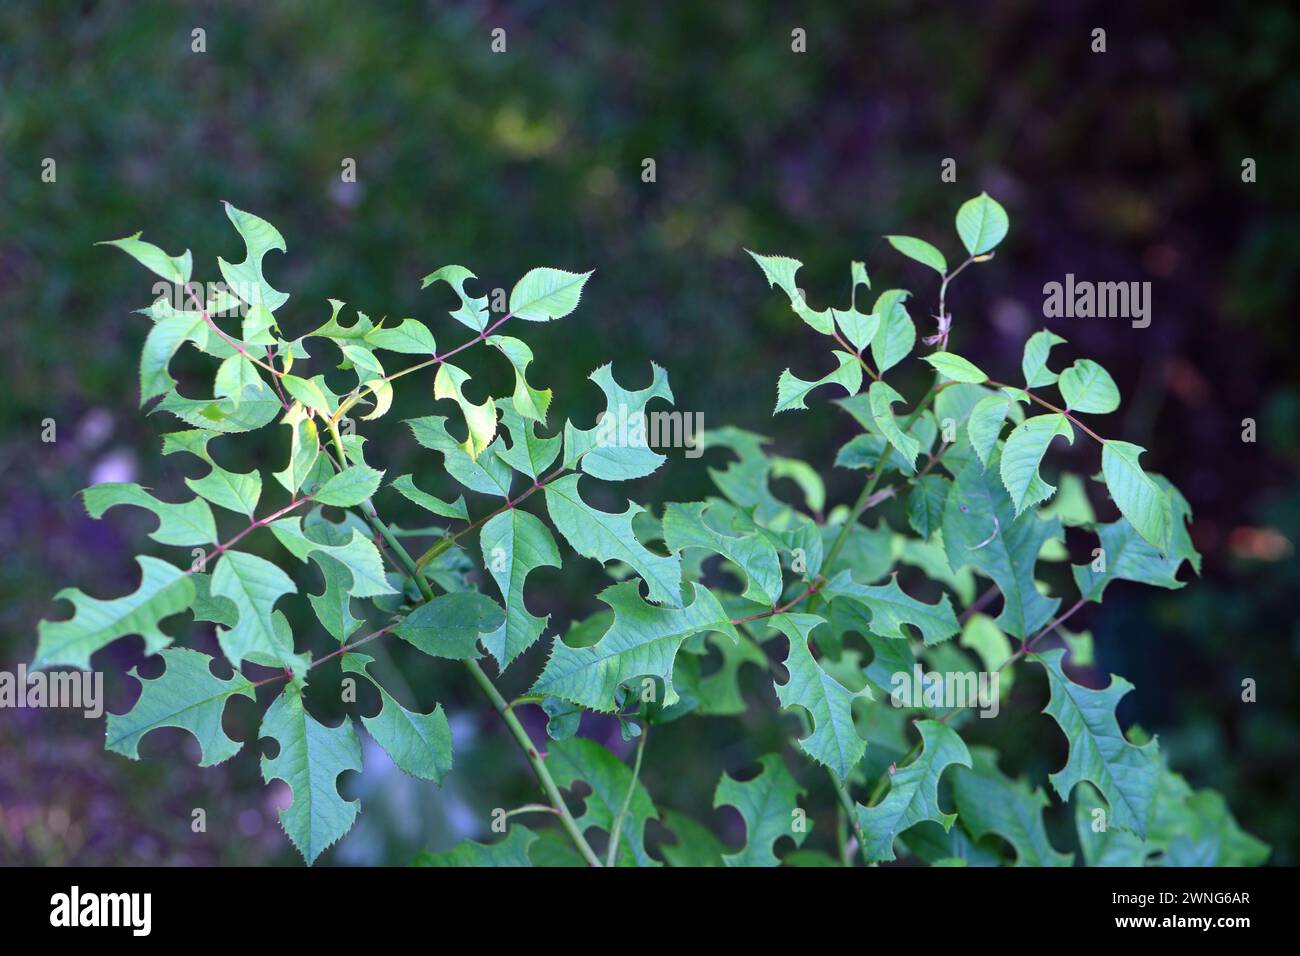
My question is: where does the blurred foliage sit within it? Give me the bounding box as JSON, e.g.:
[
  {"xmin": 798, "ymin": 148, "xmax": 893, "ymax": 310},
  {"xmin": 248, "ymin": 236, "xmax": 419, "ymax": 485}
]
[{"xmin": 0, "ymin": 0, "xmax": 1296, "ymax": 864}]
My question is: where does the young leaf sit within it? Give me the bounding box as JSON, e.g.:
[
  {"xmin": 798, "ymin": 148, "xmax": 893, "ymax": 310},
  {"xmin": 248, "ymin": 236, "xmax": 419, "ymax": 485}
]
[
  {"xmin": 33, "ymin": 556, "xmax": 196, "ymax": 670},
  {"xmin": 342, "ymin": 653, "xmax": 453, "ymax": 783},
  {"xmin": 774, "ymin": 352, "xmax": 862, "ymax": 413},
  {"xmin": 746, "ymin": 250, "xmax": 834, "ymax": 335},
  {"xmin": 218, "ymin": 202, "xmax": 289, "ymax": 313},
  {"xmin": 713, "ymin": 754, "xmax": 809, "ymax": 866},
  {"xmin": 999, "ymin": 413, "xmax": 1075, "ymax": 515},
  {"xmin": 508, "ymin": 267, "xmax": 593, "ymax": 322},
  {"xmin": 854, "ymin": 720, "xmax": 972, "ymax": 862},
  {"xmin": 951, "ymin": 747, "xmax": 1073, "ymax": 866},
  {"xmin": 922, "ymin": 351, "xmax": 988, "ymax": 384},
  {"xmin": 867, "ymin": 380, "xmax": 921, "ymax": 469},
  {"xmin": 259, "ymin": 681, "xmax": 362, "ymax": 865},
  {"xmin": 1033, "ymin": 649, "xmax": 1159, "ymax": 838},
  {"xmin": 434, "ymin": 363, "xmax": 497, "ymax": 460},
  {"xmin": 1021, "ymin": 329, "xmax": 1067, "ymax": 388},
  {"xmin": 106, "ymin": 648, "xmax": 255, "ymax": 767},
  {"xmin": 544, "ymin": 474, "xmax": 683, "ymax": 607},
  {"xmin": 885, "ymin": 235, "xmax": 948, "ymax": 274},
  {"xmin": 479, "ymin": 508, "xmax": 562, "ymax": 670},
  {"xmin": 547, "ymin": 737, "xmax": 660, "ymax": 867},
  {"xmin": 869, "ymin": 289, "xmax": 916, "ymax": 374},
  {"xmin": 1101, "ymin": 440, "xmax": 1172, "ymax": 551},
  {"xmin": 99, "ymin": 232, "xmax": 194, "ymax": 285},
  {"xmin": 421, "ymin": 265, "xmax": 490, "ymax": 331},
  {"xmin": 531, "ymin": 581, "xmax": 736, "ymax": 711},
  {"xmin": 966, "ymin": 393, "xmax": 1015, "ymax": 468},
  {"xmin": 488, "ymin": 334, "xmax": 551, "ymax": 422},
  {"xmin": 954, "ymin": 192, "xmax": 1009, "ymax": 256},
  {"xmin": 495, "ymin": 403, "xmax": 562, "ymax": 480},
  {"xmin": 274, "ymin": 405, "xmax": 321, "ymax": 495},
  {"xmin": 1059, "ymin": 359, "xmax": 1120, "ymax": 414},
  {"xmin": 771, "ymin": 613, "xmax": 870, "ymax": 782}
]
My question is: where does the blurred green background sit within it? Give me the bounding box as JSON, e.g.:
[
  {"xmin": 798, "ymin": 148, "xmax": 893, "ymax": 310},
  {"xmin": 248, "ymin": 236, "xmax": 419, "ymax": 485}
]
[{"xmin": 1, "ymin": 1, "xmax": 1297, "ymax": 865}]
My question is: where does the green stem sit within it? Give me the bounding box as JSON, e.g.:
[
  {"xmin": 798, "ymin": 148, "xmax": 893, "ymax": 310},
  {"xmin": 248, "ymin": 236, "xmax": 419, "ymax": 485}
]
[
  {"xmin": 323, "ymin": 425, "xmax": 604, "ymax": 867},
  {"xmin": 605, "ymin": 727, "xmax": 648, "ymax": 866}
]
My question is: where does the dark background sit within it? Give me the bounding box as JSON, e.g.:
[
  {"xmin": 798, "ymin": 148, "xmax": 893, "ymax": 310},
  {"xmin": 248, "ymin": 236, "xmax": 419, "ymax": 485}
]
[{"xmin": 1, "ymin": 1, "xmax": 1296, "ymax": 865}]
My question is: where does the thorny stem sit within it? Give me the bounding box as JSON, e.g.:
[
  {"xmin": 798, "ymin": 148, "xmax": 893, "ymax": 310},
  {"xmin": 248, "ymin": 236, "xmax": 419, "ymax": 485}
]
[{"xmin": 605, "ymin": 728, "xmax": 648, "ymax": 866}]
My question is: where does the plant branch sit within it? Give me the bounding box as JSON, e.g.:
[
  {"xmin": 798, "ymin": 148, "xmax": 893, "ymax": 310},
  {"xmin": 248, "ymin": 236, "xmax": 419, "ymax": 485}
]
[{"xmin": 605, "ymin": 727, "xmax": 648, "ymax": 866}]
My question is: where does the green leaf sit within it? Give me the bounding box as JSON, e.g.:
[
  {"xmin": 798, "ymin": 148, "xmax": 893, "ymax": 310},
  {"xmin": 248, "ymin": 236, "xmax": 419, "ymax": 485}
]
[
  {"xmin": 137, "ymin": 302, "xmax": 207, "ymax": 404},
  {"xmin": 421, "ymin": 265, "xmax": 490, "ymax": 332},
  {"xmin": 951, "ymin": 747, "xmax": 1073, "ymax": 866},
  {"xmin": 1059, "ymin": 359, "xmax": 1120, "ymax": 414},
  {"xmin": 954, "ymin": 192, "xmax": 1009, "ymax": 256},
  {"xmin": 210, "ymin": 551, "xmax": 309, "ymax": 677},
  {"xmin": 363, "ymin": 317, "xmax": 437, "ymax": 355},
  {"xmin": 959, "ymin": 613, "xmax": 1015, "ymax": 692},
  {"xmin": 33, "ymin": 556, "xmax": 195, "ymax": 670},
  {"xmin": 342, "ymin": 653, "xmax": 452, "ymax": 783},
  {"xmin": 907, "ymin": 475, "xmax": 950, "ymax": 539},
  {"xmin": 273, "ymin": 405, "xmax": 321, "ymax": 495},
  {"xmin": 821, "ymin": 570, "xmax": 960, "ymax": 645},
  {"xmin": 999, "ymin": 413, "xmax": 1074, "ymax": 515},
  {"xmin": 488, "ymin": 334, "xmax": 551, "ymax": 422},
  {"xmin": 771, "ymin": 613, "xmax": 870, "ymax": 782},
  {"xmin": 942, "ymin": 453, "xmax": 1063, "ymax": 638},
  {"xmin": 544, "ymin": 474, "xmax": 683, "ymax": 607},
  {"xmin": 495, "ymin": 403, "xmax": 562, "ymax": 480},
  {"xmin": 869, "ymin": 289, "xmax": 916, "ymax": 373},
  {"xmin": 886, "ymin": 235, "xmax": 948, "ymax": 274},
  {"xmin": 106, "ymin": 648, "xmax": 255, "ymax": 767},
  {"xmin": 922, "ymin": 351, "xmax": 988, "ymax": 384},
  {"xmin": 508, "ymin": 267, "xmax": 593, "ymax": 321},
  {"xmin": 407, "ymin": 416, "xmax": 513, "ymax": 497},
  {"xmin": 269, "ymin": 515, "xmax": 396, "ymax": 598},
  {"xmin": 479, "ymin": 508, "xmax": 562, "ymax": 670},
  {"xmin": 312, "ymin": 464, "xmax": 384, "ymax": 507},
  {"xmin": 412, "ymin": 827, "xmax": 536, "ymax": 867},
  {"xmin": 1074, "ymin": 782, "xmax": 1150, "ymax": 866},
  {"xmin": 1072, "ymin": 491, "xmax": 1199, "ymax": 602},
  {"xmin": 434, "ymin": 363, "xmax": 497, "ymax": 460},
  {"xmin": 547, "ymin": 737, "xmax": 660, "ymax": 867},
  {"xmin": 866, "ymin": 380, "xmax": 921, "ymax": 469},
  {"xmin": 99, "ymin": 231, "xmax": 193, "ymax": 285},
  {"xmin": 964, "ymin": 394, "xmax": 1012, "ymax": 471},
  {"xmin": 186, "ymin": 464, "xmax": 261, "ymax": 519},
  {"xmin": 1033, "ymin": 649, "xmax": 1159, "ymax": 837},
  {"xmin": 393, "ymin": 592, "xmax": 505, "ymax": 660},
  {"xmin": 775, "ymin": 352, "xmax": 862, "ymax": 414},
  {"xmin": 281, "ymin": 374, "xmax": 333, "ymax": 416},
  {"xmin": 1101, "ymin": 440, "xmax": 1172, "ymax": 551},
  {"xmin": 713, "ymin": 754, "xmax": 809, "ymax": 866},
  {"xmin": 661, "ymin": 501, "xmax": 783, "ymax": 604},
  {"xmin": 563, "ymin": 363, "xmax": 674, "ymax": 479},
  {"xmin": 532, "ymin": 581, "xmax": 735, "ymax": 711},
  {"xmin": 746, "ymin": 250, "xmax": 834, "ymax": 335},
  {"xmin": 259, "ymin": 681, "xmax": 362, "ymax": 865},
  {"xmin": 218, "ymin": 202, "xmax": 289, "ymax": 313},
  {"xmin": 388, "ymin": 474, "xmax": 468, "ymax": 522},
  {"xmin": 854, "ymin": 720, "xmax": 972, "ymax": 862},
  {"xmin": 1021, "ymin": 329, "xmax": 1067, "ymax": 388},
  {"xmin": 660, "ymin": 810, "xmax": 726, "ymax": 866},
  {"xmin": 83, "ymin": 482, "xmax": 217, "ymax": 547}
]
